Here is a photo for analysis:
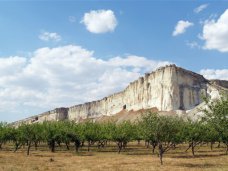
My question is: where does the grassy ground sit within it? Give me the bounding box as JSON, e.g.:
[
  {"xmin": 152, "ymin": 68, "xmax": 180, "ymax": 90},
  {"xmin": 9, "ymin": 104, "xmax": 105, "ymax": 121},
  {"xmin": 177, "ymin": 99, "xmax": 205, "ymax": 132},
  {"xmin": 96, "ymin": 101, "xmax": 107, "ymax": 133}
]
[{"xmin": 0, "ymin": 142, "xmax": 227, "ymax": 171}]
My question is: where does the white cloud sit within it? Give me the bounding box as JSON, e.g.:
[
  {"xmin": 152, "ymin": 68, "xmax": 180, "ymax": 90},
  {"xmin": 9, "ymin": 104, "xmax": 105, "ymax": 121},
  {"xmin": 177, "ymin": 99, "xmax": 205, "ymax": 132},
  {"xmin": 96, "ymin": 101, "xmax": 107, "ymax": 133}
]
[
  {"xmin": 186, "ymin": 41, "xmax": 201, "ymax": 49},
  {"xmin": 194, "ymin": 4, "xmax": 209, "ymax": 13},
  {"xmin": 39, "ymin": 31, "xmax": 61, "ymax": 42},
  {"xmin": 0, "ymin": 56, "xmax": 26, "ymax": 76},
  {"xmin": 172, "ymin": 20, "xmax": 194, "ymax": 36},
  {"xmin": 201, "ymin": 9, "xmax": 228, "ymax": 52},
  {"xmin": 81, "ymin": 9, "xmax": 117, "ymax": 33},
  {"xmin": 0, "ymin": 45, "xmax": 170, "ymax": 122},
  {"xmin": 200, "ymin": 69, "xmax": 228, "ymax": 80}
]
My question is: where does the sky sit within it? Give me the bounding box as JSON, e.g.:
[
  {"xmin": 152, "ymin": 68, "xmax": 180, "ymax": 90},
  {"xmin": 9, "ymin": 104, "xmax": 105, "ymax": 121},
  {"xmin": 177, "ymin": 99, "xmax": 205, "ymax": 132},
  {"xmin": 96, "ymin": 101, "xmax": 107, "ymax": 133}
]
[{"xmin": 0, "ymin": 0, "xmax": 228, "ymax": 122}]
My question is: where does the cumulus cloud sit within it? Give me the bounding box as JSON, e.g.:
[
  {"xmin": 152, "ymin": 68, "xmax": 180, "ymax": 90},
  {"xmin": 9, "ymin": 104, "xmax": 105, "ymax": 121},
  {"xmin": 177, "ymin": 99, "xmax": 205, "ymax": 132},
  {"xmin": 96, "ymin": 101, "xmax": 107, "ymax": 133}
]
[
  {"xmin": 172, "ymin": 20, "xmax": 194, "ymax": 36},
  {"xmin": 200, "ymin": 69, "xmax": 228, "ymax": 80},
  {"xmin": 0, "ymin": 45, "xmax": 170, "ymax": 122},
  {"xmin": 0, "ymin": 56, "xmax": 26, "ymax": 76},
  {"xmin": 201, "ymin": 9, "xmax": 228, "ymax": 52},
  {"xmin": 194, "ymin": 4, "xmax": 209, "ymax": 13},
  {"xmin": 81, "ymin": 9, "xmax": 117, "ymax": 33},
  {"xmin": 39, "ymin": 31, "xmax": 61, "ymax": 42}
]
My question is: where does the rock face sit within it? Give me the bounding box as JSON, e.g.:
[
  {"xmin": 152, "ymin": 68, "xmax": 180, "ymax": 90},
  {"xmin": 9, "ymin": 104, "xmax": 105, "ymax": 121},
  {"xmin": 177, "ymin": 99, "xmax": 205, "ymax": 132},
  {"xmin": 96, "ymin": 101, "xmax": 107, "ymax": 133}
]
[{"xmin": 11, "ymin": 65, "xmax": 227, "ymax": 126}]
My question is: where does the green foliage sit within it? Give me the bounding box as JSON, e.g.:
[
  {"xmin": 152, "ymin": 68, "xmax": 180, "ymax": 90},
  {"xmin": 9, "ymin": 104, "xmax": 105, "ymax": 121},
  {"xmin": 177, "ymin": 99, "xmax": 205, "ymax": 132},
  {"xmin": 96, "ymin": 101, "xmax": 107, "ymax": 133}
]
[
  {"xmin": 111, "ymin": 121, "xmax": 134, "ymax": 142},
  {"xmin": 141, "ymin": 112, "xmax": 184, "ymax": 144},
  {"xmin": 1, "ymin": 96, "xmax": 227, "ymax": 162},
  {"xmin": 203, "ymin": 94, "xmax": 228, "ymax": 154},
  {"xmin": 111, "ymin": 121, "xmax": 135, "ymax": 153},
  {"xmin": 0, "ymin": 122, "xmax": 8, "ymax": 149},
  {"xmin": 140, "ymin": 112, "xmax": 185, "ymax": 164}
]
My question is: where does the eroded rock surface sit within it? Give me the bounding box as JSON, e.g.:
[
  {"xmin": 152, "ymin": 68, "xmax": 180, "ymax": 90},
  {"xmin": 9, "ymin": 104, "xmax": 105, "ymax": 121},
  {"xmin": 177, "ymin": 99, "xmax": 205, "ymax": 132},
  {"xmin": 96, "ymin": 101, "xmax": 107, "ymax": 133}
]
[{"xmin": 11, "ymin": 65, "xmax": 228, "ymax": 126}]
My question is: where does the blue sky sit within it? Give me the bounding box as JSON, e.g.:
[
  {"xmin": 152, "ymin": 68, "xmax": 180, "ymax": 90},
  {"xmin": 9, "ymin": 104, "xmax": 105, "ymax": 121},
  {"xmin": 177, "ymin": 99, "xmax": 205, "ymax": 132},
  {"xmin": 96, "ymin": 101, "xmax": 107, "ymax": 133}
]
[{"xmin": 0, "ymin": 1, "xmax": 228, "ymax": 122}]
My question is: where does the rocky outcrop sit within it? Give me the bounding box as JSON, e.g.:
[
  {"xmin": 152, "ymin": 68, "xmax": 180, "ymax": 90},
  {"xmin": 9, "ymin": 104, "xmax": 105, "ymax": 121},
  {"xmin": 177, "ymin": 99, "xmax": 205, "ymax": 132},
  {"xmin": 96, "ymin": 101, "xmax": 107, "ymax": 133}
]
[
  {"xmin": 12, "ymin": 108, "xmax": 68, "ymax": 127},
  {"xmin": 209, "ymin": 80, "xmax": 228, "ymax": 89},
  {"xmin": 11, "ymin": 65, "xmax": 227, "ymax": 126}
]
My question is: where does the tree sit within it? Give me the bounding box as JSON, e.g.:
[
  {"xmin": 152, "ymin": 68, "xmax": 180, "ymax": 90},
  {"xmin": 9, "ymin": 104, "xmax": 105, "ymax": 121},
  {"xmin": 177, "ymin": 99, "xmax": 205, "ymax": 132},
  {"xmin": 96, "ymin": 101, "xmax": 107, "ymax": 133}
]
[
  {"xmin": 42, "ymin": 122, "xmax": 61, "ymax": 152},
  {"xmin": 203, "ymin": 95, "xmax": 228, "ymax": 154},
  {"xmin": 111, "ymin": 121, "xmax": 135, "ymax": 153},
  {"xmin": 83, "ymin": 122, "xmax": 100, "ymax": 151},
  {"xmin": 32, "ymin": 123, "xmax": 44, "ymax": 150},
  {"xmin": 66, "ymin": 122, "xmax": 84, "ymax": 152},
  {"xmin": 133, "ymin": 122, "xmax": 144, "ymax": 145},
  {"xmin": 140, "ymin": 113, "xmax": 158, "ymax": 154},
  {"xmin": 141, "ymin": 112, "xmax": 183, "ymax": 165},
  {"xmin": 19, "ymin": 124, "xmax": 36, "ymax": 155},
  {"xmin": 0, "ymin": 122, "xmax": 8, "ymax": 149},
  {"xmin": 183, "ymin": 120, "xmax": 206, "ymax": 156},
  {"xmin": 7, "ymin": 126, "xmax": 24, "ymax": 152}
]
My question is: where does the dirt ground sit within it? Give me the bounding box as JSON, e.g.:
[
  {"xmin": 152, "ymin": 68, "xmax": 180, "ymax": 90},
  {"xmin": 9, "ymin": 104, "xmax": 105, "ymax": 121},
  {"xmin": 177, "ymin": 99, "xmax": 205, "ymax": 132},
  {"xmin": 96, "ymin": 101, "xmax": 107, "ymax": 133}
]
[{"xmin": 0, "ymin": 143, "xmax": 227, "ymax": 171}]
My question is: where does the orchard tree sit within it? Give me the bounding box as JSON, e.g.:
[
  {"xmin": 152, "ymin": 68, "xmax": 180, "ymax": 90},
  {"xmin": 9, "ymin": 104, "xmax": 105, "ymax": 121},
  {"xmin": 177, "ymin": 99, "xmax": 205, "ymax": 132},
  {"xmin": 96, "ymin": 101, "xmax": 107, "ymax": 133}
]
[
  {"xmin": 19, "ymin": 124, "xmax": 38, "ymax": 155},
  {"xmin": 140, "ymin": 113, "xmax": 158, "ymax": 154},
  {"xmin": 32, "ymin": 123, "xmax": 44, "ymax": 150},
  {"xmin": 203, "ymin": 95, "xmax": 228, "ymax": 154},
  {"xmin": 183, "ymin": 120, "xmax": 206, "ymax": 156},
  {"xmin": 141, "ymin": 112, "xmax": 184, "ymax": 165},
  {"xmin": 133, "ymin": 122, "xmax": 144, "ymax": 145},
  {"xmin": 7, "ymin": 126, "xmax": 24, "ymax": 152},
  {"xmin": 0, "ymin": 122, "xmax": 8, "ymax": 149},
  {"xmin": 83, "ymin": 122, "xmax": 100, "ymax": 151},
  {"xmin": 66, "ymin": 122, "xmax": 84, "ymax": 152},
  {"xmin": 111, "ymin": 121, "xmax": 135, "ymax": 153},
  {"xmin": 43, "ymin": 122, "xmax": 61, "ymax": 152}
]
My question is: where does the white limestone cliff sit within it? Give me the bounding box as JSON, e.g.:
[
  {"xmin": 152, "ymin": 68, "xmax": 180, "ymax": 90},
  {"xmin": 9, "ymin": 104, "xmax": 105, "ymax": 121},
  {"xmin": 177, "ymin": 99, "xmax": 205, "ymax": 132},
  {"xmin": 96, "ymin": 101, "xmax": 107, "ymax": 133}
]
[{"xmin": 11, "ymin": 64, "xmax": 228, "ymax": 126}]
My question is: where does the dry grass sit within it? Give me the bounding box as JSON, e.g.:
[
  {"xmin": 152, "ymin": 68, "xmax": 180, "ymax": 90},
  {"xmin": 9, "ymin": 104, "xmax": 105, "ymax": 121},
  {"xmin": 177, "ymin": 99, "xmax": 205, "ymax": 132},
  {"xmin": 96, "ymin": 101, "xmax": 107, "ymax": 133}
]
[{"xmin": 0, "ymin": 142, "xmax": 227, "ymax": 171}]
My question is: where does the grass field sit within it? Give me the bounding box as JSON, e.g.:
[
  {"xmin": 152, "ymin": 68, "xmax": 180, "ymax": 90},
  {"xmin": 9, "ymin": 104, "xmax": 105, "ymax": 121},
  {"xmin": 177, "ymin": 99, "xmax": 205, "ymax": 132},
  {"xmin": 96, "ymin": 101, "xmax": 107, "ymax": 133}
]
[{"xmin": 0, "ymin": 142, "xmax": 227, "ymax": 171}]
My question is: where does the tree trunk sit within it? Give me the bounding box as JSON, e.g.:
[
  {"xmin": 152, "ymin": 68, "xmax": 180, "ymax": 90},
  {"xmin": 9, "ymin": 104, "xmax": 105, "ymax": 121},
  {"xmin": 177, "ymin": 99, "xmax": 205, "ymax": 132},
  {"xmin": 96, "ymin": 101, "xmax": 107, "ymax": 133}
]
[
  {"xmin": 66, "ymin": 142, "xmax": 70, "ymax": 150},
  {"xmin": 50, "ymin": 140, "xmax": 55, "ymax": 152},
  {"xmin": 152, "ymin": 146, "xmax": 155, "ymax": 154},
  {"xmin": 151, "ymin": 142, "xmax": 157, "ymax": 154},
  {"xmin": 87, "ymin": 141, "xmax": 90, "ymax": 152},
  {"xmin": 27, "ymin": 141, "xmax": 31, "ymax": 155},
  {"xmin": 210, "ymin": 142, "xmax": 214, "ymax": 151},
  {"xmin": 191, "ymin": 141, "xmax": 195, "ymax": 157},
  {"xmin": 14, "ymin": 142, "xmax": 21, "ymax": 152},
  {"xmin": 158, "ymin": 143, "xmax": 163, "ymax": 165},
  {"xmin": 185, "ymin": 143, "xmax": 192, "ymax": 152},
  {"xmin": 172, "ymin": 144, "xmax": 176, "ymax": 150},
  {"xmin": 75, "ymin": 140, "xmax": 80, "ymax": 153},
  {"xmin": 0, "ymin": 143, "xmax": 2, "ymax": 150},
  {"xmin": 137, "ymin": 140, "xmax": 140, "ymax": 145},
  {"xmin": 217, "ymin": 141, "xmax": 221, "ymax": 148},
  {"xmin": 123, "ymin": 141, "xmax": 127, "ymax": 149},
  {"xmin": 35, "ymin": 141, "xmax": 38, "ymax": 150},
  {"xmin": 118, "ymin": 142, "xmax": 123, "ymax": 154}
]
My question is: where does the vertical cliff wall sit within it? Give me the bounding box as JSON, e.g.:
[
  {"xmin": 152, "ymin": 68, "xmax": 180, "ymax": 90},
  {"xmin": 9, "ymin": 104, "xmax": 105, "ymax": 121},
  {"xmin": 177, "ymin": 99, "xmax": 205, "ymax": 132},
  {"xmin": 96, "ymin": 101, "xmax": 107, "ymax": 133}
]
[
  {"xmin": 68, "ymin": 65, "xmax": 208, "ymax": 121},
  {"xmin": 12, "ymin": 108, "xmax": 68, "ymax": 127},
  {"xmin": 12, "ymin": 64, "xmax": 218, "ymax": 126}
]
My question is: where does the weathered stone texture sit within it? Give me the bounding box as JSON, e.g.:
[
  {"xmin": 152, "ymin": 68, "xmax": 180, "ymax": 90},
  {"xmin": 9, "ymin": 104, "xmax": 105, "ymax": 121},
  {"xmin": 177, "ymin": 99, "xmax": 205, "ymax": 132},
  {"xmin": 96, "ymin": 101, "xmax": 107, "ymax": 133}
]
[
  {"xmin": 68, "ymin": 65, "xmax": 208, "ymax": 121},
  {"xmin": 11, "ymin": 64, "xmax": 227, "ymax": 126}
]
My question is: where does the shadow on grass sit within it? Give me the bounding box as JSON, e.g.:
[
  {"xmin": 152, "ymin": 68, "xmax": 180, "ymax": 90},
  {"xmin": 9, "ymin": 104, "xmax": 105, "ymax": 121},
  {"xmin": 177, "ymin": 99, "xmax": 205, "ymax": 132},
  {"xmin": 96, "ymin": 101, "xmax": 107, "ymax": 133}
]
[
  {"xmin": 171, "ymin": 153, "xmax": 226, "ymax": 159},
  {"xmin": 178, "ymin": 163, "xmax": 218, "ymax": 168},
  {"xmin": 73, "ymin": 152, "xmax": 94, "ymax": 156},
  {"xmin": 33, "ymin": 154, "xmax": 54, "ymax": 157},
  {"xmin": 125, "ymin": 151, "xmax": 153, "ymax": 156}
]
